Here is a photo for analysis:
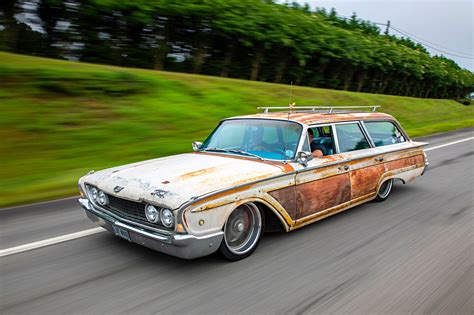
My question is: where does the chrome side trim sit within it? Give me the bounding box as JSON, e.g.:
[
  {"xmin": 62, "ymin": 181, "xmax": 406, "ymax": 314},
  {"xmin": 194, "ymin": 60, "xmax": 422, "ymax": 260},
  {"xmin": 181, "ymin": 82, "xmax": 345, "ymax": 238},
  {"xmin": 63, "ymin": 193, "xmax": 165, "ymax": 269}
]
[{"xmin": 178, "ymin": 143, "xmax": 428, "ymax": 212}]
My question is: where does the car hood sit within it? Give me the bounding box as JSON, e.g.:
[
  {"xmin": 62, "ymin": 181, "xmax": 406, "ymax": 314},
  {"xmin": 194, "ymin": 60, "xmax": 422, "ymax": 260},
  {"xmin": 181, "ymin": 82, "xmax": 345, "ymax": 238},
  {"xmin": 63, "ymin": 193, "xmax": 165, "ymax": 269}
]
[{"xmin": 81, "ymin": 153, "xmax": 290, "ymax": 209}]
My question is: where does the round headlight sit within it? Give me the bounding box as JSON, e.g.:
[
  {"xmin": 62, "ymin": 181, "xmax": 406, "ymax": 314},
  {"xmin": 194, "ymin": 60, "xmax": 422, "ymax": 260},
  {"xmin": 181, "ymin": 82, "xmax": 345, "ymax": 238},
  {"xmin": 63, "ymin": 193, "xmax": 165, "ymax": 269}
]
[
  {"xmin": 97, "ymin": 190, "xmax": 109, "ymax": 206},
  {"xmin": 145, "ymin": 205, "xmax": 160, "ymax": 223},
  {"xmin": 90, "ymin": 187, "xmax": 98, "ymax": 201},
  {"xmin": 161, "ymin": 209, "xmax": 174, "ymax": 228}
]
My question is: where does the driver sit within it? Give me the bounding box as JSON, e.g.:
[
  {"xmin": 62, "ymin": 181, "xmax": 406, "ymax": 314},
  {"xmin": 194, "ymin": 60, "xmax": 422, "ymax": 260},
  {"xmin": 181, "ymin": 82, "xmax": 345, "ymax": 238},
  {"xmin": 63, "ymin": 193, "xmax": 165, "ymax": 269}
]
[
  {"xmin": 249, "ymin": 126, "xmax": 271, "ymax": 151},
  {"xmin": 308, "ymin": 129, "xmax": 324, "ymax": 158}
]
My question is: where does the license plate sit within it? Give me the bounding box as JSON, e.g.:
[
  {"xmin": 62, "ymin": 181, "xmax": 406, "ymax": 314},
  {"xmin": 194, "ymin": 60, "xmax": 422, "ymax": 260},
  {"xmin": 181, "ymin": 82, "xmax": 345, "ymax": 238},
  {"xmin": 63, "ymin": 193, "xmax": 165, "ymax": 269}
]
[{"xmin": 113, "ymin": 225, "xmax": 131, "ymax": 242}]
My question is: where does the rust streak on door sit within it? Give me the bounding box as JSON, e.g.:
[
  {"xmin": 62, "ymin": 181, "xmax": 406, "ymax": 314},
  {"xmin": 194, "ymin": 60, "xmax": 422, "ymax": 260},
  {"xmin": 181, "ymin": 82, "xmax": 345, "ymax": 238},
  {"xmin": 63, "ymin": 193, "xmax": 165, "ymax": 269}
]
[
  {"xmin": 268, "ymin": 186, "xmax": 297, "ymax": 220},
  {"xmin": 296, "ymin": 174, "xmax": 351, "ymax": 218},
  {"xmin": 386, "ymin": 155, "xmax": 424, "ymax": 171},
  {"xmin": 350, "ymin": 164, "xmax": 385, "ymax": 199}
]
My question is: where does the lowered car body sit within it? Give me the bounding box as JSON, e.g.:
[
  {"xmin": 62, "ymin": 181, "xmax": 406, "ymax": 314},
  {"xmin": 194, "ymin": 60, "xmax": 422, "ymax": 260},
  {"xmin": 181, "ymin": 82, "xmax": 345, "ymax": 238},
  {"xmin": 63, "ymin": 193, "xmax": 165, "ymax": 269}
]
[{"xmin": 78, "ymin": 106, "xmax": 428, "ymax": 260}]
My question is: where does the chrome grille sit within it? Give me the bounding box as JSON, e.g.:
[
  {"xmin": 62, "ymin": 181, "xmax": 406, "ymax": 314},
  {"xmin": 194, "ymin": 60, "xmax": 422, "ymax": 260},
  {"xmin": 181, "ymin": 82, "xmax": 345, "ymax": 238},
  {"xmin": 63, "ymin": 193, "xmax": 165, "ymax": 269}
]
[
  {"xmin": 105, "ymin": 194, "xmax": 148, "ymax": 223},
  {"xmin": 85, "ymin": 184, "xmax": 170, "ymax": 229}
]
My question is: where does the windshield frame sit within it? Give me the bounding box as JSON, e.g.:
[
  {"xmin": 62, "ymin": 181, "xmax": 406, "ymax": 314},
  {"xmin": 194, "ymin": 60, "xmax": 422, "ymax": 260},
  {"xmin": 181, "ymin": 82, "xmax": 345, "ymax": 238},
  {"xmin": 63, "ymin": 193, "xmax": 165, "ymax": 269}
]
[{"xmin": 199, "ymin": 118, "xmax": 306, "ymax": 163}]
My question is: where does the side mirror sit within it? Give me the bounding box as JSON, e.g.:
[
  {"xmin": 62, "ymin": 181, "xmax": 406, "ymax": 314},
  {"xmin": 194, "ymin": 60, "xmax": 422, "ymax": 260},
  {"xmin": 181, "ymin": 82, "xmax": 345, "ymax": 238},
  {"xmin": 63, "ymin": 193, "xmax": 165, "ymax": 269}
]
[
  {"xmin": 192, "ymin": 141, "xmax": 202, "ymax": 152},
  {"xmin": 296, "ymin": 151, "xmax": 313, "ymax": 166}
]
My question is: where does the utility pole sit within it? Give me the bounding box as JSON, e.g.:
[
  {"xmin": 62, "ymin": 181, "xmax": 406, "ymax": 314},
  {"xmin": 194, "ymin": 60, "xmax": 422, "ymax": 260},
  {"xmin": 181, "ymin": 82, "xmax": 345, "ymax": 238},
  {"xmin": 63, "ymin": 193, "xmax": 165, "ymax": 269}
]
[{"xmin": 385, "ymin": 20, "xmax": 391, "ymax": 35}]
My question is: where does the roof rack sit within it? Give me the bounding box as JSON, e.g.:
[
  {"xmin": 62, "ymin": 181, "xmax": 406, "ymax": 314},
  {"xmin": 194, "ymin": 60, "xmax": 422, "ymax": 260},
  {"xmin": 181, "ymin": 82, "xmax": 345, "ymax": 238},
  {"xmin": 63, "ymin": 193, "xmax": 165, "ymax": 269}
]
[{"xmin": 257, "ymin": 106, "xmax": 380, "ymax": 114}]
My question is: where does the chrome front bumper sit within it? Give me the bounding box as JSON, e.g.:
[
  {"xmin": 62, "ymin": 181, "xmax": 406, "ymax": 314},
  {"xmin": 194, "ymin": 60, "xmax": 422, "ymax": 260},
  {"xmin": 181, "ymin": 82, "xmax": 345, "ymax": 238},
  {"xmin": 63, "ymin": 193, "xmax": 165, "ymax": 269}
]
[{"xmin": 78, "ymin": 198, "xmax": 223, "ymax": 259}]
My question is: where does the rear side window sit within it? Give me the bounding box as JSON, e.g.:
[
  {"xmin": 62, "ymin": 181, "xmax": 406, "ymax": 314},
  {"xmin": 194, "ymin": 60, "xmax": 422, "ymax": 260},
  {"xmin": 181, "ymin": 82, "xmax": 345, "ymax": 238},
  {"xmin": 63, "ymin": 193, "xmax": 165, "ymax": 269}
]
[
  {"xmin": 365, "ymin": 121, "xmax": 406, "ymax": 147},
  {"xmin": 335, "ymin": 123, "xmax": 371, "ymax": 153}
]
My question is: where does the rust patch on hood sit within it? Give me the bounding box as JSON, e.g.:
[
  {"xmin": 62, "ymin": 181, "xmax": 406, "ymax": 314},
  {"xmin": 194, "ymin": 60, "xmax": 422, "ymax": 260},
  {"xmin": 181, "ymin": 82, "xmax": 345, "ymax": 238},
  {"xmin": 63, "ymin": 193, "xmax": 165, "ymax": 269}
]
[
  {"xmin": 177, "ymin": 166, "xmax": 222, "ymax": 180},
  {"xmin": 194, "ymin": 152, "xmax": 294, "ymax": 172}
]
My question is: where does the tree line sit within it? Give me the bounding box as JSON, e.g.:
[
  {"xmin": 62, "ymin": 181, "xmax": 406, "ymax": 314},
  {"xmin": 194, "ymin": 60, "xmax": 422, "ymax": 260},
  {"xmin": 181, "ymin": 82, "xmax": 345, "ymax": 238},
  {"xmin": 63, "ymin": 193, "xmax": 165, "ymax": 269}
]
[{"xmin": 1, "ymin": 0, "xmax": 473, "ymax": 99}]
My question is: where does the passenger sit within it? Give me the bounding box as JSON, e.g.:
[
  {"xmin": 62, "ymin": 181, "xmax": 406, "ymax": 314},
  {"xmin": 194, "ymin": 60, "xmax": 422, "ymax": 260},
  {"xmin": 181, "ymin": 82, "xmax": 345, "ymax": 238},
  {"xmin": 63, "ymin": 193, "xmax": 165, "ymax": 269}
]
[{"xmin": 308, "ymin": 129, "xmax": 324, "ymax": 158}]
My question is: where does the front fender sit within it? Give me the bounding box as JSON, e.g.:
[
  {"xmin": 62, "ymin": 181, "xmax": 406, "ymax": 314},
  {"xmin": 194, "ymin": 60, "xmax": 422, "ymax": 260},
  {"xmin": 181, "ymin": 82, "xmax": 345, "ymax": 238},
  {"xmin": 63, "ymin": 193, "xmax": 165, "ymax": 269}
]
[{"xmin": 182, "ymin": 196, "xmax": 291, "ymax": 236}]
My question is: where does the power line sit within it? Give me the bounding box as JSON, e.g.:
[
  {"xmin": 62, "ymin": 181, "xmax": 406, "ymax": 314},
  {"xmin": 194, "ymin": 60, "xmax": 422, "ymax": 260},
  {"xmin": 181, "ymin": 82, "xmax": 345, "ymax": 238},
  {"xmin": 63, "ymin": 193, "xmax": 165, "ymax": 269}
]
[
  {"xmin": 389, "ymin": 25, "xmax": 473, "ymax": 55},
  {"xmin": 391, "ymin": 26, "xmax": 472, "ymax": 57},
  {"xmin": 373, "ymin": 22, "xmax": 474, "ymax": 59},
  {"xmin": 389, "ymin": 27, "xmax": 474, "ymax": 59},
  {"xmin": 331, "ymin": 13, "xmax": 474, "ymax": 60}
]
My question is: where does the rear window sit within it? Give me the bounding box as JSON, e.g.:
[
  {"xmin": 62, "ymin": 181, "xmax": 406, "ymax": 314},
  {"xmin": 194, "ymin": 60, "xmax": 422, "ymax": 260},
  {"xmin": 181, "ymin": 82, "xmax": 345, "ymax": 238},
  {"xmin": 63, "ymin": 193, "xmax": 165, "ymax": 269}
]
[{"xmin": 365, "ymin": 121, "xmax": 406, "ymax": 147}]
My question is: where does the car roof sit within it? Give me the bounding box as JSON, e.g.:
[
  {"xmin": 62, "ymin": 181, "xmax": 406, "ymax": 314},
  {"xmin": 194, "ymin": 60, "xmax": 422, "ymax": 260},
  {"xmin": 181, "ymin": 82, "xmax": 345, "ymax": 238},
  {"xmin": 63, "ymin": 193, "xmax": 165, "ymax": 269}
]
[{"xmin": 227, "ymin": 111, "xmax": 396, "ymax": 125}]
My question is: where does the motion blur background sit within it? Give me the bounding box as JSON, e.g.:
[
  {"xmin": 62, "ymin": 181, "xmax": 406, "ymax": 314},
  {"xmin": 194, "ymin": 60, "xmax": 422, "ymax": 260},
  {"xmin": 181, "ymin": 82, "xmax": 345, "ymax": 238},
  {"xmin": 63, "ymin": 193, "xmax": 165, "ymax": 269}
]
[{"xmin": 1, "ymin": 0, "xmax": 473, "ymax": 207}]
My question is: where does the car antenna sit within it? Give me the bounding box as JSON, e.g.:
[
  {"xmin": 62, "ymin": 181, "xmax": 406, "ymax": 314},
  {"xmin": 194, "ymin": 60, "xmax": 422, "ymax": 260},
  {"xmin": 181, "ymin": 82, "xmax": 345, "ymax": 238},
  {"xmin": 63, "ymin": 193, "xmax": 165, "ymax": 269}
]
[
  {"xmin": 283, "ymin": 82, "xmax": 295, "ymax": 159},
  {"xmin": 288, "ymin": 81, "xmax": 295, "ymax": 119}
]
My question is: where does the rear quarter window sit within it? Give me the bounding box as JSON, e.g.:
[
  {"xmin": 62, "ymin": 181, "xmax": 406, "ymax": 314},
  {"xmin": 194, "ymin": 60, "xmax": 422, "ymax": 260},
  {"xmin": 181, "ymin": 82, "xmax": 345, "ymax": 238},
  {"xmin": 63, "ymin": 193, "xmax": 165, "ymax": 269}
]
[{"xmin": 365, "ymin": 121, "xmax": 406, "ymax": 147}]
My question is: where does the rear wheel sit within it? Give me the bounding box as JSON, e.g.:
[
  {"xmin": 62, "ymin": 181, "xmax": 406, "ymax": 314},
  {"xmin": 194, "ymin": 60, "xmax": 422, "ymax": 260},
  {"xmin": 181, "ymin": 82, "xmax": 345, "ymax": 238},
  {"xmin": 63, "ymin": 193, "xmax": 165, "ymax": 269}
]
[
  {"xmin": 374, "ymin": 179, "xmax": 394, "ymax": 202},
  {"xmin": 219, "ymin": 203, "xmax": 264, "ymax": 261}
]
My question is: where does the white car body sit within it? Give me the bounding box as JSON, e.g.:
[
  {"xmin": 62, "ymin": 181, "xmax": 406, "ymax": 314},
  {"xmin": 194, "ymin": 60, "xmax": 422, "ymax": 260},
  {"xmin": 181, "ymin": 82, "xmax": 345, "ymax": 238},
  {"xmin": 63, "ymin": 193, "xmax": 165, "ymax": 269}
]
[{"xmin": 78, "ymin": 109, "xmax": 428, "ymax": 260}]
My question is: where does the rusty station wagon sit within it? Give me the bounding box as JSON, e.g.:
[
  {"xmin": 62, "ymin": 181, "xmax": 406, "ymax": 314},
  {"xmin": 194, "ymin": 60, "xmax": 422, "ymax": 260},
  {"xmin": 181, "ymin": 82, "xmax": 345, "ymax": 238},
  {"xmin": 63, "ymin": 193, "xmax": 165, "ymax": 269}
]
[{"xmin": 78, "ymin": 106, "xmax": 428, "ymax": 260}]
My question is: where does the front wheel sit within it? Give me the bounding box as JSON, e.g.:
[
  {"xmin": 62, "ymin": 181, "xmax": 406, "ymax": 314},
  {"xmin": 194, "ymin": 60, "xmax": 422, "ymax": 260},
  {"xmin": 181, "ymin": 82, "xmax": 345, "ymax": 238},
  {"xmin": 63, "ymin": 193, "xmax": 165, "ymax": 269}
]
[
  {"xmin": 219, "ymin": 203, "xmax": 264, "ymax": 261},
  {"xmin": 374, "ymin": 179, "xmax": 394, "ymax": 202}
]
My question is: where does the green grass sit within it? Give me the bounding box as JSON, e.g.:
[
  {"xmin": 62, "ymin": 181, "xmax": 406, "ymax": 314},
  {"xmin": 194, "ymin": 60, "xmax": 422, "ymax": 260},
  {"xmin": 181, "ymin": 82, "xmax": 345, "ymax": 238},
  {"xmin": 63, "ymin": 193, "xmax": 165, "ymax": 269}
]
[{"xmin": 1, "ymin": 52, "xmax": 473, "ymax": 207}]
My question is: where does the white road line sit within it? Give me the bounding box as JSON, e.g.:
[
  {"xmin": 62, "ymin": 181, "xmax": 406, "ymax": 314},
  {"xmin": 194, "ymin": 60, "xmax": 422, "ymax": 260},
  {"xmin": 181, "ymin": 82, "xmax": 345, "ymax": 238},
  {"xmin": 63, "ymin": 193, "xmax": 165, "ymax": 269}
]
[
  {"xmin": 425, "ymin": 137, "xmax": 473, "ymax": 152},
  {"xmin": 0, "ymin": 196, "xmax": 78, "ymax": 211},
  {"xmin": 0, "ymin": 227, "xmax": 105, "ymax": 258},
  {"xmin": 1, "ymin": 136, "xmax": 473, "ymax": 258}
]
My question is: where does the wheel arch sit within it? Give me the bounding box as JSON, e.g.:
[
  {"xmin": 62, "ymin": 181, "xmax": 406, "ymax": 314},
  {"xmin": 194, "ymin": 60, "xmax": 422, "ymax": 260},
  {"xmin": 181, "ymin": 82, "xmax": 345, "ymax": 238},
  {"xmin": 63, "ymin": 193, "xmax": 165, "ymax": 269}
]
[
  {"xmin": 253, "ymin": 201, "xmax": 288, "ymax": 232},
  {"xmin": 234, "ymin": 198, "xmax": 290, "ymax": 232},
  {"xmin": 376, "ymin": 173, "xmax": 401, "ymax": 193}
]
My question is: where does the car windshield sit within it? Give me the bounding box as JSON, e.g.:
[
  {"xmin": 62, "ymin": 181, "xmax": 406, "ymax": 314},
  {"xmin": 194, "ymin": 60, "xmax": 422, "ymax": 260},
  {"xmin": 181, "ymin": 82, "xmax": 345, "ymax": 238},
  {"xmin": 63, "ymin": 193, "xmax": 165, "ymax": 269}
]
[{"xmin": 200, "ymin": 119, "xmax": 302, "ymax": 161}]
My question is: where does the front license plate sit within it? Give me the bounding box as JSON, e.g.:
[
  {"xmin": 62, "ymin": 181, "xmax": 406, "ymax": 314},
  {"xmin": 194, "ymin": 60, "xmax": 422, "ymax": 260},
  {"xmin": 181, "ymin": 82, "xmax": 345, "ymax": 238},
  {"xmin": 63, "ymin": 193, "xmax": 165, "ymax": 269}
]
[{"xmin": 113, "ymin": 225, "xmax": 131, "ymax": 242}]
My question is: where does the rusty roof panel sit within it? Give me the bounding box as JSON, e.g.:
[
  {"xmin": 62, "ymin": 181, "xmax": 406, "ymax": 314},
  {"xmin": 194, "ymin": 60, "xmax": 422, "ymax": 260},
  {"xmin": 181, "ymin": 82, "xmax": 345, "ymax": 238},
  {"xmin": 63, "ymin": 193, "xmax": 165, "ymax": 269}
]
[{"xmin": 228, "ymin": 112, "xmax": 395, "ymax": 124}]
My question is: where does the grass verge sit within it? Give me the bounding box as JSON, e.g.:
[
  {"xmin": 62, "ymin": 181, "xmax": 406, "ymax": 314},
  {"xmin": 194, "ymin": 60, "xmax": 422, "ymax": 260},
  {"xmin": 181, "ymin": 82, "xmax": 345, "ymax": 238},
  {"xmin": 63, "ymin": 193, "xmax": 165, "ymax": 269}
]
[{"xmin": 1, "ymin": 52, "xmax": 473, "ymax": 207}]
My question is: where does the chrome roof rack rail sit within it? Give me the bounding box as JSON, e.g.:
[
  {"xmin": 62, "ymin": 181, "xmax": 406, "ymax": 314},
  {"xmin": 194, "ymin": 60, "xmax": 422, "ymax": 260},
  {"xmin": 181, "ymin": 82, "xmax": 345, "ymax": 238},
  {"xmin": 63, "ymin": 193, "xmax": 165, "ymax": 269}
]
[{"xmin": 257, "ymin": 106, "xmax": 380, "ymax": 114}]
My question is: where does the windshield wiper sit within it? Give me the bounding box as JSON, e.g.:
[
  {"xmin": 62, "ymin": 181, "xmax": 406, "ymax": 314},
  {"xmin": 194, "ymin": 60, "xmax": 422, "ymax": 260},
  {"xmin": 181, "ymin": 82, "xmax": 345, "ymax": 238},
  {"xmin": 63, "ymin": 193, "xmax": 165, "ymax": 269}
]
[
  {"xmin": 202, "ymin": 148, "xmax": 263, "ymax": 160},
  {"xmin": 227, "ymin": 149, "xmax": 264, "ymax": 160},
  {"xmin": 201, "ymin": 147, "xmax": 229, "ymax": 153}
]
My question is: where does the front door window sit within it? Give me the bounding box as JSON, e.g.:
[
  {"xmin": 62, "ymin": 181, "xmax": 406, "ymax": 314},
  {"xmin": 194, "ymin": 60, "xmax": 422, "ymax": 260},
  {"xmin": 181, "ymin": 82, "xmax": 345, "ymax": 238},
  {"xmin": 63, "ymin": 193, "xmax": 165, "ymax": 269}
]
[{"xmin": 308, "ymin": 125, "xmax": 336, "ymax": 156}]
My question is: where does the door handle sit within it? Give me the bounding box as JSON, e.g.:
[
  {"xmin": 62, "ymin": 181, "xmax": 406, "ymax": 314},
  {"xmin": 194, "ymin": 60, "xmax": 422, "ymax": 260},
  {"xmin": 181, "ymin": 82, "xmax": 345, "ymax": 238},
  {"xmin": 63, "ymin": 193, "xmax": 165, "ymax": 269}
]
[
  {"xmin": 375, "ymin": 157, "xmax": 384, "ymax": 162},
  {"xmin": 339, "ymin": 165, "xmax": 350, "ymax": 171}
]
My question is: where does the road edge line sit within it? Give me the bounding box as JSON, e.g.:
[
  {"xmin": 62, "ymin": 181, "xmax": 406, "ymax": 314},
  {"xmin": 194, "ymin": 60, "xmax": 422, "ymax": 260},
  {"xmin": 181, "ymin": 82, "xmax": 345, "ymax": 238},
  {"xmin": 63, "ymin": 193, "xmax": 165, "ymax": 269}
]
[
  {"xmin": 0, "ymin": 227, "xmax": 105, "ymax": 257},
  {"xmin": 425, "ymin": 137, "xmax": 473, "ymax": 152}
]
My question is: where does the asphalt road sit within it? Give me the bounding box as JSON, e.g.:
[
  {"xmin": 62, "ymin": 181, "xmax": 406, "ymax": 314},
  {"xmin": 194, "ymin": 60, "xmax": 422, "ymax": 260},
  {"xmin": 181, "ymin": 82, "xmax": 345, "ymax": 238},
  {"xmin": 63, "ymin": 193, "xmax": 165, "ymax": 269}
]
[{"xmin": 1, "ymin": 128, "xmax": 473, "ymax": 314}]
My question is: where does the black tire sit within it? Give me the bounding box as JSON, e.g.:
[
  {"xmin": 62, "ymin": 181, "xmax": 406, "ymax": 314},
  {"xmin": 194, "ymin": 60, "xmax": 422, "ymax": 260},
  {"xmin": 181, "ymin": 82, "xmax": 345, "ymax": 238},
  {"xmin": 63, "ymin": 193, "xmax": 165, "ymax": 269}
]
[
  {"xmin": 219, "ymin": 203, "xmax": 265, "ymax": 261},
  {"xmin": 374, "ymin": 179, "xmax": 394, "ymax": 202}
]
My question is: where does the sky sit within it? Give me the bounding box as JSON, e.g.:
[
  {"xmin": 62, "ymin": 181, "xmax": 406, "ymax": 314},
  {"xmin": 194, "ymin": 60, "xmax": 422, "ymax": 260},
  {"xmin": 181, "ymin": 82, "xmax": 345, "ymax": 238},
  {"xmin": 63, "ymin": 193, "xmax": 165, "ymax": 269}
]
[{"xmin": 297, "ymin": 0, "xmax": 473, "ymax": 72}]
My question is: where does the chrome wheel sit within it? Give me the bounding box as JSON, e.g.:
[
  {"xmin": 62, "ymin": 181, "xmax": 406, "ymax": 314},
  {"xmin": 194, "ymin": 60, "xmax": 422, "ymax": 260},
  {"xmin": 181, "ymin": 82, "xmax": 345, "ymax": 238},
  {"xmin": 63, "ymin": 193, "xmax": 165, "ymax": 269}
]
[
  {"xmin": 375, "ymin": 179, "xmax": 394, "ymax": 202},
  {"xmin": 222, "ymin": 203, "xmax": 263, "ymax": 257}
]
